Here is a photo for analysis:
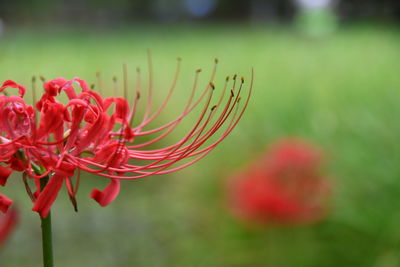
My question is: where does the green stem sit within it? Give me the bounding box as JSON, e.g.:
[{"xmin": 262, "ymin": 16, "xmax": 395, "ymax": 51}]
[{"xmin": 40, "ymin": 177, "xmax": 54, "ymax": 267}]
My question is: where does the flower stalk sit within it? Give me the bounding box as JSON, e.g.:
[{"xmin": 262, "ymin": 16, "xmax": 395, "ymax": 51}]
[{"xmin": 40, "ymin": 176, "xmax": 54, "ymax": 267}]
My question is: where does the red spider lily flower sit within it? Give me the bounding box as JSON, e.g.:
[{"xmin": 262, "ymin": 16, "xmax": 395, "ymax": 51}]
[
  {"xmin": 0, "ymin": 59, "xmax": 252, "ymax": 218},
  {"xmin": 228, "ymin": 139, "xmax": 330, "ymax": 226},
  {"xmin": 0, "ymin": 206, "xmax": 18, "ymax": 249}
]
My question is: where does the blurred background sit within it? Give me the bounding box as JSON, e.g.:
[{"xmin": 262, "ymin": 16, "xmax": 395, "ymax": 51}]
[{"xmin": 1, "ymin": 0, "xmax": 400, "ymax": 266}]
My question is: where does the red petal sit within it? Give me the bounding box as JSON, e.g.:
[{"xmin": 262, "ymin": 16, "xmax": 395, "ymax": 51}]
[
  {"xmin": 0, "ymin": 194, "xmax": 13, "ymax": 213},
  {"xmin": 115, "ymin": 98, "xmax": 129, "ymax": 122},
  {"xmin": 0, "ymin": 166, "xmax": 12, "ymax": 186},
  {"xmin": 8, "ymin": 155, "xmax": 26, "ymax": 172},
  {"xmin": 37, "ymin": 102, "xmax": 65, "ymax": 140},
  {"xmin": 44, "ymin": 78, "xmax": 67, "ymax": 96},
  {"xmin": 71, "ymin": 78, "xmax": 89, "ymax": 92},
  {"xmin": 0, "ymin": 80, "xmax": 26, "ymax": 97},
  {"xmin": 90, "ymin": 179, "xmax": 120, "ymax": 207},
  {"xmin": 40, "ymin": 156, "xmax": 76, "ymax": 177},
  {"xmin": 32, "ymin": 173, "xmax": 64, "ymax": 218},
  {"xmin": 76, "ymin": 112, "xmax": 107, "ymax": 152}
]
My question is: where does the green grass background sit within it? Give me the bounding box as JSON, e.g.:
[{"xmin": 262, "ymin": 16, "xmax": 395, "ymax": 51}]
[{"xmin": 1, "ymin": 23, "xmax": 400, "ymax": 266}]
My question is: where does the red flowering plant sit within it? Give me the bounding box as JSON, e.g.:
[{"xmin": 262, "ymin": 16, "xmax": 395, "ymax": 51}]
[
  {"xmin": 0, "ymin": 58, "xmax": 252, "ymax": 266},
  {"xmin": 228, "ymin": 139, "xmax": 330, "ymax": 226}
]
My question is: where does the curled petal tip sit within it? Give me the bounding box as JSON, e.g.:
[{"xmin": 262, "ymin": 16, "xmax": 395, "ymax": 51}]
[
  {"xmin": 90, "ymin": 179, "xmax": 120, "ymax": 207},
  {"xmin": 0, "ymin": 166, "xmax": 12, "ymax": 186},
  {"xmin": 0, "ymin": 195, "xmax": 13, "ymax": 214},
  {"xmin": 0, "ymin": 80, "xmax": 26, "ymax": 97}
]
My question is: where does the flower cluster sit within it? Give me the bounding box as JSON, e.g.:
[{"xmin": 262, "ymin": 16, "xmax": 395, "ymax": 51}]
[
  {"xmin": 228, "ymin": 139, "xmax": 330, "ymax": 225},
  {"xmin": 0, "ymin": 60, "xmax": 252, "ymax": 218}
]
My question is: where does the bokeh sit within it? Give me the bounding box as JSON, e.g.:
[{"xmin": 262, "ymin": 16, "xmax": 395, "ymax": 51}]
[{"xmin": 1, "ymin": 0, "xmax": 400, "ymax": 266}]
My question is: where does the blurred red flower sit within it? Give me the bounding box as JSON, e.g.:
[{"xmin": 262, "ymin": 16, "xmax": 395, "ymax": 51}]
[
  {"xmin": 228, "ymin": 139, "xmax": 331, "ymax": 225},
  {"xmin": 0, "ymin": 206, "xmax": 18, "ymax": 248}
]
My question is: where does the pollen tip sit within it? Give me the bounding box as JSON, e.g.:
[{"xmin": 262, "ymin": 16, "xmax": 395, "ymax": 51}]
[
  {"xmin": 73, "ymin": 201, "xmax": 78, "ymax": 212},
  {"xmin": 231, "ymin": 89, "xmax": 234, "ymax": 97},
  {"xmin": 39, "ymin": 76, "xmax": 46, "ymax": 82},
  {"xmin": 241, "ymin": 77, "xmax": 245, "ymax": 83},
  {"xmin": 90, "ymin": 83, "xmax": 95, "ymax": 90},
  {"xmin": 177, "ymin": 57, "xmax": 182, "ymax": 62},
  {"xmin": 211, "ymin": 105, "xmax": 217, "ymax": 111},
  {"xmin": 136, "ymin": 67, "xmax": 140, "ymax": 73},
  {"xmin": 210, "ymin": 82, "xmax": 215, "ymax": 90},
  {"xmin": 226, "ymin": 76, "xmax": 229, "ymax": 81},
  {"xmin": 214, "ymin": 58, "xmax": 219, "ymax": 64},
  {"xmin": 31, "ymin": 76, "xmax": 36, "ymax": 82},
  {"xmin": 113, "ymin": 76, "xmax": 117, "ymax": 82},
  {"xmin": 69, "ymin": 195, "xmax": 78, "ymax": 212},
  {"xmin": 136, "ymin": 91, "xmax": 141, "ymax": 99},
  {"xmin": 237, "ymin": 97, "xmax": 242, "ymax": 103},
  {"xmin": 196, "ymin": 68, "xmax": 202, "ymax": 73},
  {"xmin": 96, "ymin": 71, "xmax": 101, "ymax": 76},
  {"xmin": 233, "ymin": 74, "xmax": 237, "ymax": 80}
]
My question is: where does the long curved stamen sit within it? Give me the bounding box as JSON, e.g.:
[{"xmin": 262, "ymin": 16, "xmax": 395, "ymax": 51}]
[
  {"xmin": 31, "ymin": 76, "xmax": 38, "ymax": 125},
  {"xmin": 74, "ymin": 69, "xmax": 252, "ymax": 179},
  {"xmin": 123, "ymin": 63, "xmax": 128, "ymax": 100},
  {"xmin": 76, "ymin": 84, "xmax": 215, "ymax": 174},
  {"xmin": 132, "ymin": 58, "xmax": 218, "ymax": 135},
  {"xmin": 96, "ymin": 71, "xmax": 103, "ymax": 96},
  {"xmin": 137, "ymin": 50, "xmax": 154, "ymax": 127},
  {"xmin": 133, "ymin": 66, "xmax": 214, "ymax": 137},
  {"xmin": 133, "ymin": 57, "xmax": 181, "ymax": 131},
  {"xmin": 135, "ymin": 76, "xmax": 235, "ymax": 155},
  {"xmin": 128, "ymin": 67, "xmax": 200, "ymax": 149},
  {"xmin": 113, "ymin": 76, "xmax": 118, "ymax": 97}
]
